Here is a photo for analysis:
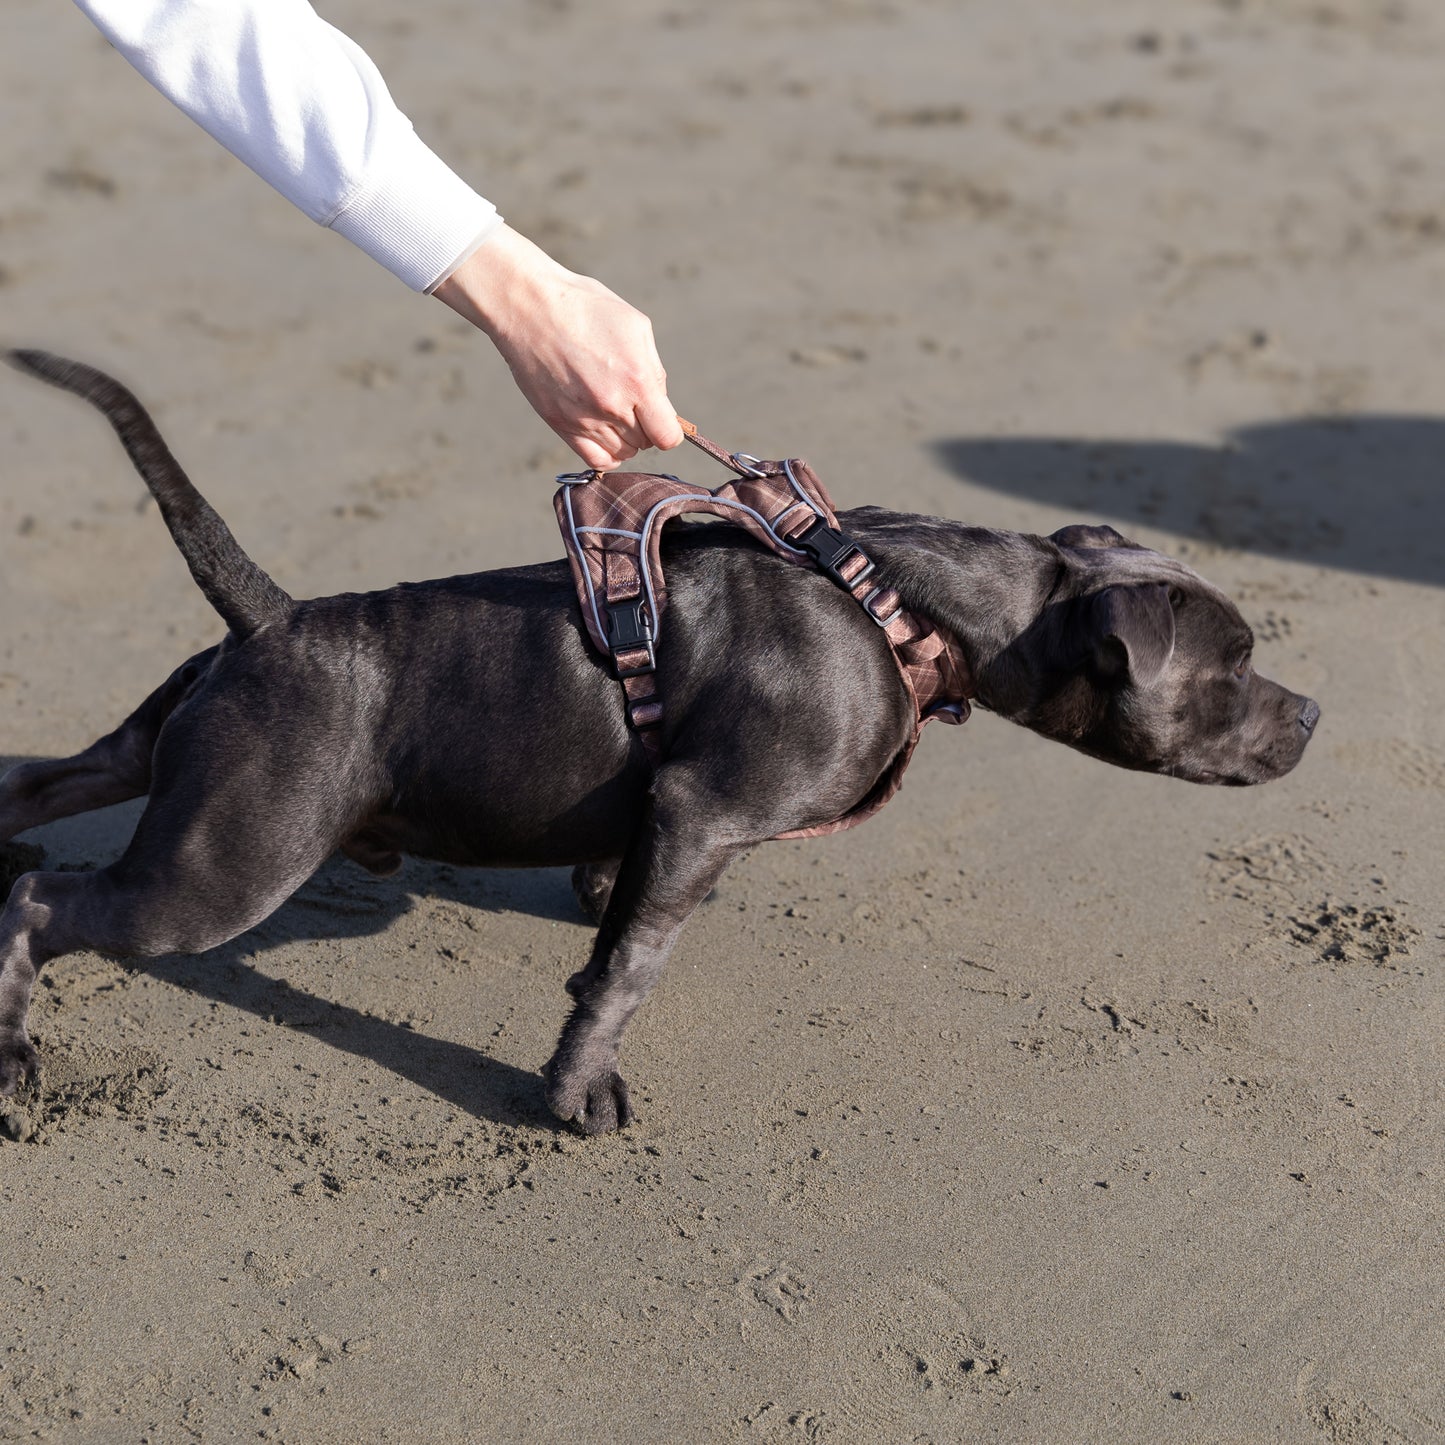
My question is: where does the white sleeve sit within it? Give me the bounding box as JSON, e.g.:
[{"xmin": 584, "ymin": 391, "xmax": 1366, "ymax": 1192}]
[{"xmin": 71, "ymin": 0, "xmax": 503, "ymax": 292}]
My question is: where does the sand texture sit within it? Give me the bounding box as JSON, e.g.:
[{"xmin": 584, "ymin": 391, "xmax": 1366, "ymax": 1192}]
[{"xmin": 2, "ymin": 0, "xmax": 1443, "ymax": 1440}]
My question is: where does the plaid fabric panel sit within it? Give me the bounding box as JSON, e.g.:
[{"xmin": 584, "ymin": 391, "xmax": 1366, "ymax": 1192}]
[{"xmin": 554, "ymin": 457, "xmax": 841, "ymax": 654}]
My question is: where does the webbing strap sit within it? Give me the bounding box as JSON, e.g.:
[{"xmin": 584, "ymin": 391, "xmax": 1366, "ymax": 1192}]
[{"xmin": 678, "ymin": 417, "xmax": 762, "ymax": 473}]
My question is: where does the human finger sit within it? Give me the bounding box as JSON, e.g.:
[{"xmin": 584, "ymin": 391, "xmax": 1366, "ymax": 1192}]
[
  {"xmin": 568, "ymin": 423, "xmax": 636, "ymax": 472},
  {"xmin": 569, "ymin": 435, "xmax": 615, "ymax": 471},
  {"xmin": 633, "ymin": 391, "xmax": 684, "ymax": 453}
]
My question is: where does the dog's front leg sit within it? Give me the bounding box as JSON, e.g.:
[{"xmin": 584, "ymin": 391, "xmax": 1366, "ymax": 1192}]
[
  {"xmin": 546, "ymin": 769, "xmax": 744, "ymax": 1135},
  {"xmin": 569, "ymin": 859, "xmax": 620, "ymax": 925}
]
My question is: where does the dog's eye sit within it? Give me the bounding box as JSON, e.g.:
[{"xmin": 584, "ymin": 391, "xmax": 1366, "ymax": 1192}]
[
  {"xmin": 1233, "ymin": 656, "xmax": 1251, "ymax": 680},
  {"xmin": 1167, "ymin": 586, "xmax": 1184, "ymax": 609}
]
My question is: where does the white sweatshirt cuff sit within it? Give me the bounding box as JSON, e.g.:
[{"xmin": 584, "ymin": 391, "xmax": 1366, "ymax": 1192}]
[{"xmin": 327, "ymin": 126, "xmax": 503, "ymax": 293}]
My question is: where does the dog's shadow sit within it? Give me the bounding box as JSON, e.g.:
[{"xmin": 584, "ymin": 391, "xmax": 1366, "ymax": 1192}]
[
  {"xmin": 143, "ymin": 949, "xmax": 561, "ymax": 1132},
  {"xmin": 934, "ymin": 413, "xmax": 1445, "ymax": 588},
  {"xmin": 2, "ymin": 786, "xmax": 587, "ymax": 1129}
]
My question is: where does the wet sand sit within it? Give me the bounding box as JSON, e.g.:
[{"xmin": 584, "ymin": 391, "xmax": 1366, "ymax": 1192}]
[{"xmin": 2, "ymin": 1, "xmax": 1443, "ymax": 1439}]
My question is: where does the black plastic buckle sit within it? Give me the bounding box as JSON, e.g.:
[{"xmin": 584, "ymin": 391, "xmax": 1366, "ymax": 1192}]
[
  {"xmin": 606, "ymin": 597, "xmax": 655, "ymax": 676},
  {"xmin": 793, "ymin": 517, "xmax": 875, "ymax": 591}
]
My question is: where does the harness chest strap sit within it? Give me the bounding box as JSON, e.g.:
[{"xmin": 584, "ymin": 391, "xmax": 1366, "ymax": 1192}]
[{"xmin": 553, "ymin": 423, "xmax": 975, "ymax": 837}]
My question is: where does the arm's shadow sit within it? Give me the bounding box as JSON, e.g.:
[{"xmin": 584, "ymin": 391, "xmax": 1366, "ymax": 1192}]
[{"xmin": 934, "ymin": 413, "xmax": 1445, "ymax": 587}]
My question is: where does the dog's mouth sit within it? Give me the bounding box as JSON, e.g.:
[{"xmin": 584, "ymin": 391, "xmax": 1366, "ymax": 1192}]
[
  {"xmin": 1171, "ymin": 765, "xmax": 1250, "ymax": 786},
  {"xmin": 1191, "ymin": 769, "xmax": 1253, "ymax": 787},
  {"xmin": 1182, "ymin": 744, "xmax": 1311, "ymax": 787}
]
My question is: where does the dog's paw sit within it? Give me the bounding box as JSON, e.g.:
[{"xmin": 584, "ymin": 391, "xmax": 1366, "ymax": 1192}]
[
  {"xmin": 0, "ymin": 1030, "xmax": 38, "ymax": 1096},
  {"xmin": 545, "ymin": 1061, "xmax": 635, "ymax": 1136}
]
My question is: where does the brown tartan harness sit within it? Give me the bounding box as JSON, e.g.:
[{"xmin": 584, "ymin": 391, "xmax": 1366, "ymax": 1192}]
[{"xmin": 553, "ymin": 421, "xmax": 975, "ymax": 839}]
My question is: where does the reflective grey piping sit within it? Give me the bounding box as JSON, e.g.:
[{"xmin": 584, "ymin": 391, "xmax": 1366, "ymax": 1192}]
[
  {"xmin": 782, "ymin": 458, "xmax": 827, "ymax": 517},
  {"xmin": 636, "ymin": 492, "xmax": 809, "ymax": 646},
  {"xmin": 563, "ymin": 484, "xmax": 609, "ymax": 646}
]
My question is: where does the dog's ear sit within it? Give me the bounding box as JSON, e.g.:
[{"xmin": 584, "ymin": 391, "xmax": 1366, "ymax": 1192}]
[
  {"xmin": 1083, "ymin": 583, "xmax": 1175, "ymax": 686},
  {"xmin": 1051, "ymin": 523, "xmax": 1130, "ymax": 550}
]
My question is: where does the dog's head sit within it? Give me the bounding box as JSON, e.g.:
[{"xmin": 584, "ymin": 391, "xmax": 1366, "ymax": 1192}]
[
  {"xmin": 846, "ymin": 510, "xmax": 1318, "ymax": 786},
  {"xmin": 985, "ymin": 523, "xmax": 1318, "ymax": 785}
]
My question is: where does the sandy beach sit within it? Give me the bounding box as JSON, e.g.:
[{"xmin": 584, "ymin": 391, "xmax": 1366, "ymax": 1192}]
[{"xmin": 2, "ymin": 0, "xmax": 1442, "ymax": 1439}]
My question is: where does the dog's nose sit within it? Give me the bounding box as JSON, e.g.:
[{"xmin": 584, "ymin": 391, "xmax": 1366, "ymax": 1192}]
[{"xmin": 1299, "ymin": 698, "xmax": 1321, "ymax": 734}]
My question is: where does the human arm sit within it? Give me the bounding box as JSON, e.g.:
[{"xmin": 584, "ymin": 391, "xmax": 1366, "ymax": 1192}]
[
  {"xmin": 71, "ymin": 0, "xmax": 498, "ymax": 290},
  {"xmin": 433, "ymin": 227, "xmax": 682, "ymax": 469},
  {"xmin": 70, "ymin": 0, "xmax": 682, "ymax": 466}
]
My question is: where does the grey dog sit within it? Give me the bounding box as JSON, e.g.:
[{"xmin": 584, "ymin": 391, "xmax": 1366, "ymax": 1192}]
[{"xmin": 0, "ymin": 352, "xmax": 1319, "ymax": 1134}]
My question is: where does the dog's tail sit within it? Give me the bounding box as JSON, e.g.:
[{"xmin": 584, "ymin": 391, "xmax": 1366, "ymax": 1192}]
[{"xmin": 6, "ymin": 349, "xmax": 292, "ymax": 639}]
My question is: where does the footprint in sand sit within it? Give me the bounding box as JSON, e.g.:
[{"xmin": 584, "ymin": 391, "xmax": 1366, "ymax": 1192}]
[
  {"xmin": 1332, "ymin": 737, "xmax": 1445, "ymax": 792},
  {"xmin": 0, "ymin": 1040, "xmax": 167, "ymax": 1144}
]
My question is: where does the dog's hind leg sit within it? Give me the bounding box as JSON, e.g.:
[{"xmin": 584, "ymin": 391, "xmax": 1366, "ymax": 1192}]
[
  {"xmin": 0, "ymin": 646, "xmax": 218, "ymax": 844},
  {"xmin": 0, "ymin": 839, "xmax": 333, "ymax": 1094},
  {"xmin": 0, "ymin": 868, "xmax": 120, "ymax": 1091},
  {"xmin": 0, "ymin": 711, "xmax": 349, "ymax": 1093},
  {"xmin": 545, "ymin": 763, "xmax": 757, "ymax": 1135},
  {"xmin": 1, "ymin": 742, "xmax": 150, "ymax": 846}
]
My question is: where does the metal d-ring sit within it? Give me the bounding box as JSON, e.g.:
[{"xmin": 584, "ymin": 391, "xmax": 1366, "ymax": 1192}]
[
  {"xmin": 730, "ymin": 452, "xmax": 769, "ymax": 479},
  {"xmin": 555, "ymin": 470, "xmax": 599, "ymax": 485}
]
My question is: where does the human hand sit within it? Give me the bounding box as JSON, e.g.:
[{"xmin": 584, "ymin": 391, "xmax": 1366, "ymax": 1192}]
[{"xmin": 432, "ymin": 224, "xmax": 683, "ymax": 470}]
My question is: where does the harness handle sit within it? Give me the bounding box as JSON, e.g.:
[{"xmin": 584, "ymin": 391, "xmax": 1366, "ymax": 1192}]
[{"xmin": 676, "ymin": 416, "xmax": 779, "ymax": 478}]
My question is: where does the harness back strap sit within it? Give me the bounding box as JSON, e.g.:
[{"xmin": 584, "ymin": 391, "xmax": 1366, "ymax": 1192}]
[{"xmin": 553, "ymin": 423, "xmax": 974, "ymax": 838}]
